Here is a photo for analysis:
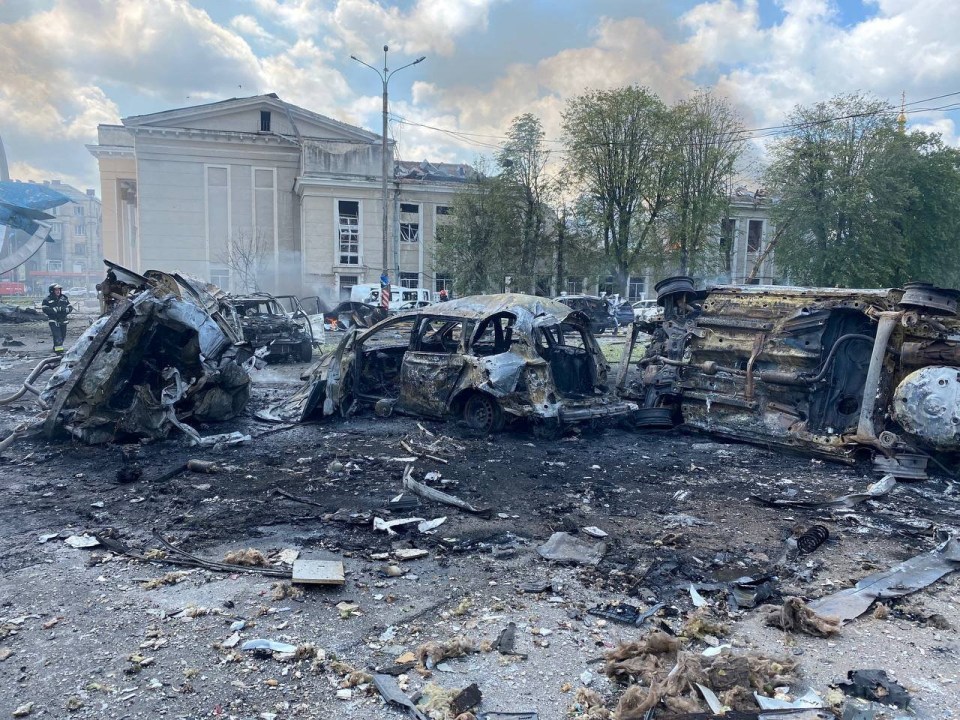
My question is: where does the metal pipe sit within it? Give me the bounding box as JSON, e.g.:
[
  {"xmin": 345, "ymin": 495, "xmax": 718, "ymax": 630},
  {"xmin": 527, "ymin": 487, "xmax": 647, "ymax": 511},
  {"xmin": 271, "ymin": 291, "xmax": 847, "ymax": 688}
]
[
  {"xmin": 0, "ymin": 355, "xmax": 60, "ymax": 405},
  {"xmin": 856, "ymin": 311, "xmax": 903, "ymax": 440}
]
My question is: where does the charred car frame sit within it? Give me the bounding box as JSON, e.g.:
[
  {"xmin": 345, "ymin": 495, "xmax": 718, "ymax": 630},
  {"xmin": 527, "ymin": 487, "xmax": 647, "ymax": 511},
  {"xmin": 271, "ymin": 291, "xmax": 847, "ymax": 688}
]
[
  {"xmin": 264, "ymin": 294, "xmax": 637, "ymax": 433},
  {"xmin": 618, "ymin": 276, "xmax": 960, "ymax": 476}
]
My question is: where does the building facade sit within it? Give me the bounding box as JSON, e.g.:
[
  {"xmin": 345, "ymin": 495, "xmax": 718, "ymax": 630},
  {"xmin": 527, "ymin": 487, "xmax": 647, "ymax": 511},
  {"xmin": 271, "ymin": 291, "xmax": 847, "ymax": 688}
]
[{"xmin": 87, "ymin": 94, "xmax": 465, "ymax": 303}]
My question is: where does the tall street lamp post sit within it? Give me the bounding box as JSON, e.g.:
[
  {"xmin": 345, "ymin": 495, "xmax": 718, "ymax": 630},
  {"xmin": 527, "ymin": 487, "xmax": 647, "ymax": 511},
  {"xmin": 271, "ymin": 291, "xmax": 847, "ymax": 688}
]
[{"xmin": 350, "ymin": 46, "xmax": 425, "ymax": 285}]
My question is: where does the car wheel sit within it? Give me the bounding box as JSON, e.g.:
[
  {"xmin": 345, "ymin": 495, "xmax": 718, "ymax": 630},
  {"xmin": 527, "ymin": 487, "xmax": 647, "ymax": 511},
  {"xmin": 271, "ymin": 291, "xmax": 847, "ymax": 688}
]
[
  {"xmin": 298, "ymin": 340, "xmax": 313, "ymax": 363},
  {"xmin": 463, "ymin": 393, "xmax": 504, "ymax": 433}
]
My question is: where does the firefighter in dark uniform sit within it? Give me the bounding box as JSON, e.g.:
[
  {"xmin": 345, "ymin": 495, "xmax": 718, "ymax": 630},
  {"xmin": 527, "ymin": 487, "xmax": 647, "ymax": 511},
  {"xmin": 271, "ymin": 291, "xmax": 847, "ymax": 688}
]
[{"xmin": 41, "ymin": 284, "xmax": 72, "ymax": 353}]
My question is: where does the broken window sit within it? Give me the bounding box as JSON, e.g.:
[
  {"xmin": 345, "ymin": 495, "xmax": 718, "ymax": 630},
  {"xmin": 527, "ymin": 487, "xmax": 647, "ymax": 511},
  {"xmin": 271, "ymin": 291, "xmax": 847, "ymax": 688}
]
[
  {"xmin": 260, "ymin": 110, "xmax": 271, "ymax": 132},
  {"xmin": 471, "ymin": 313, "xmax": 517, "ymax": 356},
  {"xmin": 628, "ymin": 276, "xmax": 645, "ymax": 301},
  {"xmin": 747, "ymin": 219, "xmax": 763, "ymax": 253},
  {"xmin": 399, "ymin": 272, "xmax": 419, "ymax": 289},
  {"xmin": 337, "ymin": 201, "xmax": 360, "ymax": 265},
  {"xmin": 399, "ymin": 202, "xmax": 420, "ymax": 243},
  {"xmin": 413, "ymin": 317, "xmax": 463, "ymax": 353}
]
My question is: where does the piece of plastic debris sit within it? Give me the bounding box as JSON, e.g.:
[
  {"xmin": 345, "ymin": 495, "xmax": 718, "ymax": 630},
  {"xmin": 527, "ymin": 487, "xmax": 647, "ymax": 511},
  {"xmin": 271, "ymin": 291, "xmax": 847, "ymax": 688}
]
[
  {"xmin": 755, "ymin": 688, "xmax": 825, "ymax": 709},
  {"xmin": 536, "ymin": 532, "xmax": 606, "ymax": 566},
  {"xmin": 451, "ymin": 683, "xmax": 483, "ymax": 715},
  {"xmin": 689, "ymin": 584, "xmax": 708, "ymax": 607},
  {"xmin": 229, "ymin": 620, "xmax": 246, "ymax": 632},
  {"xmin": 695, "ymin": 683, "xmax": 727, "ymax": 714},
  {"xmin": 418, "ymin": 517, "xmax": 447, "ymax": 533},
  {"xmin": 223, "ymin": 632, "xmax": 241, "ymax": 648},
  {"xmin": 38, "ymin": 533, "xmax": 58, "ymax": 544},
  {"xmin": 702, "ymin": 644, "xmax": 731, "ymax": 657},
  {"xmin": 64, "ymin": 534, "xmax": 100, "ymax": 549},
  {"xmin": 241, "ymin": 639, "xmax": 297, "ymax": 654},
  {"xmin": 374, "ymin": 516, "xmax": 426, "ymax": 534},
  {"xmin": 582, "ymin": 526, "xmax": 608, "ymax": 538}
]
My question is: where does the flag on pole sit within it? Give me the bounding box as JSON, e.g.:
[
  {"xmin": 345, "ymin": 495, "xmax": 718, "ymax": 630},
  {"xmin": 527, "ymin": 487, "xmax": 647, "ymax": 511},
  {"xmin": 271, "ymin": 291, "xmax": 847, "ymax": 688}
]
[{"xmin": 379, "ymin": 272, "xmax": 391, "ymax": 311}]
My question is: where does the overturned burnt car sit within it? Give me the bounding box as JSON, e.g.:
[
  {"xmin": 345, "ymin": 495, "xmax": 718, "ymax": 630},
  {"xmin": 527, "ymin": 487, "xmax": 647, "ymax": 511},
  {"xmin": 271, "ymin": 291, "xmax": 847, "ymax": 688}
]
[
  {"xmin": 36, "ymin": 264, "xmax": 252, "ymax": 445},
  {"xmin": 619, "ymin": 276, "xmax": 960, "ymax": 476},
  {"xmin": 263, "ymin": 294, "xmax": 637, "ymax": 433}
]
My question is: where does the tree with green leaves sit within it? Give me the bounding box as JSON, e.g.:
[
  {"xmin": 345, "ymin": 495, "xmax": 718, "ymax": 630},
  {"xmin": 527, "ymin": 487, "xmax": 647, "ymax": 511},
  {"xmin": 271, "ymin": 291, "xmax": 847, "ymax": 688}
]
[
  {"xmin": 762, "ymin": 93, "xmax": 960, "ymax": 287},
  {"xmin": 433, "ymin": 159, "xmax": 513, "ymax": 296},
  {"xmin": 562, "ymin": 86, "xmax": 673, "ymax": 294},
  {"xmin": 662, "ymin": 91, "xmax": 745, "ymax": 277},
  {"xmin": 496, "ymin": 114, "xmax": 551, "ymax": 293}
]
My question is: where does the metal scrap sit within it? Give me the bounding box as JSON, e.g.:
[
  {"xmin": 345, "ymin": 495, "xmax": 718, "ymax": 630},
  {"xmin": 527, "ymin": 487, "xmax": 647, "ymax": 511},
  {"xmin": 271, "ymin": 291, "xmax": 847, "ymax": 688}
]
[
  {"xmin": 402, "ymin": 465, "xmax": 488, "ymax": 515},
  {"xmin": 809, "ymin": 537, "xmax": 960, "ymax": 622}
]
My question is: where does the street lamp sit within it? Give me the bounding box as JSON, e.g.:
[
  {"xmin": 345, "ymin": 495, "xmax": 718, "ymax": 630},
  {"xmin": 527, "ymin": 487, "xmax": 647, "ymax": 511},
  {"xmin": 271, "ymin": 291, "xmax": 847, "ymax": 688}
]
[{"xmin": 350, "ymin": 45, "xmax": 426, "ymax": 285}]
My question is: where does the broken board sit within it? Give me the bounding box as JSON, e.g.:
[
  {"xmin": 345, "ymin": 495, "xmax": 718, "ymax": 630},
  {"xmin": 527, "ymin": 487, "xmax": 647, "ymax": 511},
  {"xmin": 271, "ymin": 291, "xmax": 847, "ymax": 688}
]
[{"xmin": 292, "ymin": 558, "xmax": 344, "ymax": 586}]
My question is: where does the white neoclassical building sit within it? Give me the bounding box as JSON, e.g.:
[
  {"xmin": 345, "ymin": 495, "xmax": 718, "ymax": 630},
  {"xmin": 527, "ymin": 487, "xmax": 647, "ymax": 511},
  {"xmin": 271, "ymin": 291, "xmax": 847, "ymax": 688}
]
[{"xmin": 88, "ymin": 94, "xmax": 467, "ymax": 301}]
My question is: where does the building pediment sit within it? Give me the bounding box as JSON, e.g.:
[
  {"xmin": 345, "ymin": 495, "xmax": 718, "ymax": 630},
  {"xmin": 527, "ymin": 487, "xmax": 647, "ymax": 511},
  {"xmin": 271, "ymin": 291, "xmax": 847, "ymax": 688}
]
[{"xmin": 122, "ymin": 94, "xmax": 380, "ymax": 143}]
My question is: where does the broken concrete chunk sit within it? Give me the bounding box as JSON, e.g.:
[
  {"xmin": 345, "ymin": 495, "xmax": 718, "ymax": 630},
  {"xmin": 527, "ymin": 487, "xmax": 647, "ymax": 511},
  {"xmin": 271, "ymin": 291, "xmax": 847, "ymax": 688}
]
[
  {"xmin": 292, "ymin": 558, "xmax": 345, "ymax": 586},
  {"xmin": 537, "ymin": 532, "xmax": 606, "ymax": 566}
]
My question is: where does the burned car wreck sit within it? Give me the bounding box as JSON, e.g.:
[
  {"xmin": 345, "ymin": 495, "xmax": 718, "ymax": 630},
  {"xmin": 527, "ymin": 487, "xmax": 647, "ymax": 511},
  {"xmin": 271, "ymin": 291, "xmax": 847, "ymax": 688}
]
[
  {"xmin": 35, "ymin": 264, "xmax": 252, "ymax": 445},
  {"xmin": 228, "ymin": 293, "xmax": 315, "ymax": 363},
  {"xmin": 619, "ymin": 276, "xmax": 960, "ymax": 476},
  {"xmin": 263, "ymin": 293, "xmax": 637, "ymax": 433}
]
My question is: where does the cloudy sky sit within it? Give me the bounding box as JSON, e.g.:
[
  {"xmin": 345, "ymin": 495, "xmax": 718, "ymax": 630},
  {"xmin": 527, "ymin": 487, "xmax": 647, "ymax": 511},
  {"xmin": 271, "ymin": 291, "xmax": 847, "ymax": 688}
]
[{"xmin": 1, "ymin": 0, "xmax": 958, "ymax": 192}]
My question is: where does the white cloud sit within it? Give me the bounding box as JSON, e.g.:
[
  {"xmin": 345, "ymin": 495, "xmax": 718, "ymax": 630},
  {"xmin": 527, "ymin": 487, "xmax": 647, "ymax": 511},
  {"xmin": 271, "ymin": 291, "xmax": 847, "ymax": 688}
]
[
  {"xmin": 9, "ymin": 161, "xmax": 93, "ymax": 191},
  {"xmin": 230, "ymin": 14, "xmax": 279, "ymax": 45}
]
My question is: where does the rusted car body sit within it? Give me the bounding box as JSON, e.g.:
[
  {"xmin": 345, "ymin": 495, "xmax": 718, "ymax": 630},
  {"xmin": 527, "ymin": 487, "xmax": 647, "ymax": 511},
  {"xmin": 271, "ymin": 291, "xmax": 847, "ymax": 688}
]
[
  {"xmin": 618, "ymin": 277, "xmax": 960, "ymax": 476},
  {"xmin": 264, "ymin": 293, "xmax": 637, "ymax": 432}
]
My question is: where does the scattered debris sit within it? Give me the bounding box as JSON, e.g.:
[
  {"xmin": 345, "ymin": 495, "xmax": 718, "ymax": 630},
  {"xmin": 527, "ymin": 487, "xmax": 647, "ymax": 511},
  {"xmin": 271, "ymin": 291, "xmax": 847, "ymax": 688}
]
[
  {"xmin": 403, "ymin": 465, "xmax": 489, "ymax": 515},
  {"xmin": 764, "ymin": 598, "xmax": 842, "ymax": 637},
  {"xmin": 241, "ymin": 639, "xmax": 298, "ymax": 655},
  {"xmin": 291, "ymin": 558, "xmax": 345, "ymax": 586},
  {"xmin": 416, "ymin": 636, "xmax": 475, "ymax": 669},
  {"xmin": 373, "ymin": 673, "xmax": 430, "ymax": 720},
  {"xmin": 64, "ymin": 534, "xmax": 99, "ymax": 549},
  {"xmin": 450, "ymin": 683, "xmax": 483, "ymax": 716},
  {"xmin": 589, "ymin": 602, "xmax": 664, "ymax": 627},
  {"xmin": 809, "ymin": 537, "xmax": 960, "ymax": 622},
  {"xmin": 394, "ymin": 548, "xmax": 429, "ymax": 561},
  {"xmin": 582, "ymin": 526, "xmax": 608, "ymax": 538},
  {"xmin": 838, "ymin": 669, "xmax": 911, "ymax": 708},
  {"xmin": 537, "ymin": 532, "xmax": 607, "ymax": 566},
  {"xmin": 223, "ymin": 548, "xmax": 268, "ymax": 566},
  {"xmin": 754, "ymin": 688, "xmax": 826, "ymax": 709},
  {"xmin": 756, "ymin": 476, "xmax": 897, "ymax": 510},
  {"xmin": 796, "ymin": 525, "xmax": 830, "ymax": 554}
]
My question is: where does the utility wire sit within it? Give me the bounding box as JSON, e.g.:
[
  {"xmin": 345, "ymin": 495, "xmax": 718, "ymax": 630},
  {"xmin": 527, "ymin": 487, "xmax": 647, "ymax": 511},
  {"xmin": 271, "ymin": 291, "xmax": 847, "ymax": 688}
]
[{"xmin": 387, "ymin": 88, "xmax": 960, "ymax": 152}]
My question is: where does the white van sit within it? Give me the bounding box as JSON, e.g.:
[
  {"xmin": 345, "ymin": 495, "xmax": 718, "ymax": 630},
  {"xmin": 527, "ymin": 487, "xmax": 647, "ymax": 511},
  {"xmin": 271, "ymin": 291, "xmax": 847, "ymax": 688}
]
[{"xmin": 350, "ymin": 284, "xmax": 434, "ymax": 311}]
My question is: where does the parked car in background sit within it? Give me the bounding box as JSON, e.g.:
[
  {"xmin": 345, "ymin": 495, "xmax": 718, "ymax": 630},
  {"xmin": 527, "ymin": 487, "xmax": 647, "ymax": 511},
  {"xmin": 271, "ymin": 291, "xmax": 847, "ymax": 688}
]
[
  {"xmin": 262, "ymin": 294, "xmax": 637, "ymax": 434},
  {"xmin": 610, "ymin": 299, "xmax": 635, "ymax": 330},
  {"xmin": 631, "ymin": 299, "xmax": 661, "ymax": 322},
  {"xmin": 67, "ymin": 287, "xmax": 89, "ymax": 298},
  {"xmin": 553, "ymin": 294, "xmax": 612, "ymax": 334}
]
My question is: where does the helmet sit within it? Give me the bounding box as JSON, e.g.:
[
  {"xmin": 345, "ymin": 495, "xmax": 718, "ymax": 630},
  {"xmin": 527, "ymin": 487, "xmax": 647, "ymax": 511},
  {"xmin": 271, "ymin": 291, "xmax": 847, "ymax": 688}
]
[{"xmin": 49, "ymin": 283, "xmax": 62, "ymax": 293}]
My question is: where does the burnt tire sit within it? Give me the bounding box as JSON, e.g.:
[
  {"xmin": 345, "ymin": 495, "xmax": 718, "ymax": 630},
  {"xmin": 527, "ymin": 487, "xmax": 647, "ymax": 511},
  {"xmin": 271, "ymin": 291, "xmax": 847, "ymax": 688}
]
[
  {"xmin": 463, "ymin": 393, "xmax": 504, "ymax": 433},
  {"xmin": 298, "ymin": 340, "xmax": 313, "ymax": 363}
]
